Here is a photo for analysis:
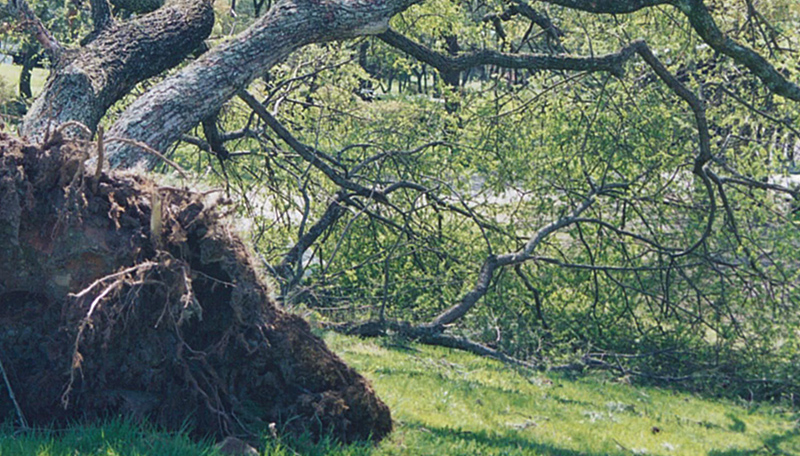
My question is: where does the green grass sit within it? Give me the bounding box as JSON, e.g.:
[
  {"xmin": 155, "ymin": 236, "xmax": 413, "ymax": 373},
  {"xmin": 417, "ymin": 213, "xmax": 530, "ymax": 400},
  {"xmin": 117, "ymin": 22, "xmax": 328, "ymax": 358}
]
[
  {"xmin": 1, "ymin": 333, "xmax": 798, "ymax": 455},
  {"xmin": 0, "ymin": 63, "xmax": 49, "ymax": 99}
]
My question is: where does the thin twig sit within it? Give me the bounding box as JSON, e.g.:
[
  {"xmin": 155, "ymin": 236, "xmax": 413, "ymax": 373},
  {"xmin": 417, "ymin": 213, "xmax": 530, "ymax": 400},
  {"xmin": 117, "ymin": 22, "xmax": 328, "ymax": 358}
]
[
  {"xmin": 105, "ymin": 137, "xmax": 189, "ymax": 179},
  {"xmin": 0, "ymin": 352, "xmax": 28, "ymax": 429},
  {"xmin": 93, "ymin": 125, "xmax": 104, "ymax": 193},
  {"xmin": 54, "ymin": 120, "xmax": 93, "ymax": 139}
]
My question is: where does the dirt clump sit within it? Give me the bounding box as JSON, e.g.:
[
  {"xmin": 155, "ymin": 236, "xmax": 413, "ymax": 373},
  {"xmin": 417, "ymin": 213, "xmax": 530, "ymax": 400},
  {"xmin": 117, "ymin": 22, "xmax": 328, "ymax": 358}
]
[{"xmin": 0, "ymin": 132, "xmax": 392, "ymax": 442}]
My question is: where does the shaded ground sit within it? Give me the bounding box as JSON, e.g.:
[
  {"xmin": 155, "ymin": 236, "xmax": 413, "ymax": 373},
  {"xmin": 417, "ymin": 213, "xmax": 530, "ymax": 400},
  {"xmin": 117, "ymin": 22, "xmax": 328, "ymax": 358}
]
[{"xmin": 0, "ymin": 132, "xmax": 391, "ymax": 443}]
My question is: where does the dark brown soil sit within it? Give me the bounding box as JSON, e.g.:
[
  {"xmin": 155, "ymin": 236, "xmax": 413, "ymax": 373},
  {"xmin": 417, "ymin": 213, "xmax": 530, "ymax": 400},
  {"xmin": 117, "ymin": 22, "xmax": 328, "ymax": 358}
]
[{"xmin": 0, "ymin": 132, "xmax": 392, "ymax": 442}]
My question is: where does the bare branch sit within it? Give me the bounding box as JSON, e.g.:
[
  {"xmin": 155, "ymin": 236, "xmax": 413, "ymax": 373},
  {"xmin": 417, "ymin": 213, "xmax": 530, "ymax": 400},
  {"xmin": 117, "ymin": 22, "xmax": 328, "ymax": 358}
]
[
  {"xmin": 428, "ymin": 190, "xmax": 598, "ymax": 328},
  {"xmin": 680, "ymin": 0, "xmax": 800, "ymax": 102},
  {"xmin": 539, "ymin": 0, "xmax": 669, "ymax": 14},
  {"xmin": 239, "ymin": 90, "xmax": 389, "ymax": 202},
  {"xmin": 378, "ymin": 28, "xmax": 634, "ymax": 78},
  {"xmin": 273, "ymin": 193, "xmax": 346, "ymax": 291}
]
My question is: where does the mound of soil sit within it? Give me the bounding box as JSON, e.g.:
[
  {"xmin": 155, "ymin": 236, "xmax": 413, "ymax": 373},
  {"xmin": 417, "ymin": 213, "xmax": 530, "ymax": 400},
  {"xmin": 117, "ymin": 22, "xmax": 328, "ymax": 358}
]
[{"xmin": 0, "ymin": 132, "xmax": 391, "ymax": 442}]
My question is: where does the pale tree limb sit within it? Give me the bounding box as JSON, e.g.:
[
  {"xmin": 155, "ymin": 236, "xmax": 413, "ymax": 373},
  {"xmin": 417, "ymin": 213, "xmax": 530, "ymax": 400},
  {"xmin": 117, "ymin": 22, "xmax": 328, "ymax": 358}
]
[
  {"xmin": 21, "ymin": 0, "xmax": 214, "ymax": 141},
  {"xmin": 103, "ymin": 0, "xmax": 422, "ymax": 168}
]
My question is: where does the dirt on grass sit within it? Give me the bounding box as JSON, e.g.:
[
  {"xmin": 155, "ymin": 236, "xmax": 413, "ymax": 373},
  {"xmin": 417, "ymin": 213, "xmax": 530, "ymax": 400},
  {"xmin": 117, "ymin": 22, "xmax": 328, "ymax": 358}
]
[{"xmin": 0, "ymin": 131, "xmax": 392, "ymax": 443}]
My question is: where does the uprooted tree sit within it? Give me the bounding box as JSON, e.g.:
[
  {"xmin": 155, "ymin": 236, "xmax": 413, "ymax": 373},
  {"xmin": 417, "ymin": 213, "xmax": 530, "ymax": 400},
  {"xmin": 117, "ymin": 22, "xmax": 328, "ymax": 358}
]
[{"xmin": 2, "ymin": 0, "xmax": 800, "ymax": 440}]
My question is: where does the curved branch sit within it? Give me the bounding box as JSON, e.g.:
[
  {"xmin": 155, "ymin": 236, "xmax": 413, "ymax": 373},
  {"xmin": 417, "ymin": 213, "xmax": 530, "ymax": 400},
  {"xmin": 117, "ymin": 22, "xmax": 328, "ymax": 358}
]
[
  {"xmin": 539, "ymin": 0, "xmax": 669, "ymax": 14},
  {"xmin": 238, "ymin": 90, "xmax": 389, "ymax": 202},
  {"xmin": 680, "ymin": 0, "xmax": 800, "ymax": 102},
  {"xmin": 273, "ymin": 192, "xmax": 346, "ymax": 289},
  {"xmin": 378, "ymin": 28, "xmax": 634, "ymax": 78},
  {"xmin": 104, "ymin": 0, "xmax": 422, "ymax": 168},
  {"xmin": 630, "ymin": 40, "xmax": 715, "ymax": 257},
  {"xmin": 428, "ymin": 192, "xmax": 597, "ymax": 328}
]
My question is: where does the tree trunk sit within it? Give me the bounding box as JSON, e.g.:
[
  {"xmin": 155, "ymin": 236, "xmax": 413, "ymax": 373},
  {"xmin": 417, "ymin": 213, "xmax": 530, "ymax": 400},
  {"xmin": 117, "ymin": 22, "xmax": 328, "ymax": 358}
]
[
  {"xmin": 10, "ymin": 0, "xmax": 422, "ymax": 443},
  {"xmin": 21, "ymin": 0, "xmax": 214, "ymax": 141},
  {"xmin": 102, "ymin": 0, "xmax": 418, "ymax": 169},
  {"xmin": 16, "ymin": 47, "xmax": 39, "ymax": 99}
]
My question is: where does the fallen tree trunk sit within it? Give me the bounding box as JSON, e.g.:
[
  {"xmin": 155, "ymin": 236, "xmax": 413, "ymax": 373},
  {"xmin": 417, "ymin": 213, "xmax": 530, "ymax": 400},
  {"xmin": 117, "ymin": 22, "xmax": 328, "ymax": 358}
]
[{"xmin": 0, "ymin": 132, "xmax": 391, "ymax": 442}]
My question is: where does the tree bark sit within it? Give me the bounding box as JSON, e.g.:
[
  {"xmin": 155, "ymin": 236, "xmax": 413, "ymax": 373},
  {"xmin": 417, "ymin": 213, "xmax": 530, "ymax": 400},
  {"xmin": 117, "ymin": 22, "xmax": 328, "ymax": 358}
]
[
  {"xmin": 20, "ymin": 0, "xmax": 214, "ymax": 141},
  {"xmin": 103, "ymin": 0, "xmax": 420, "ymax": 169},
  {"xmin": 110, "ymin": 0, "xmax": 165, "ymax": 13}
]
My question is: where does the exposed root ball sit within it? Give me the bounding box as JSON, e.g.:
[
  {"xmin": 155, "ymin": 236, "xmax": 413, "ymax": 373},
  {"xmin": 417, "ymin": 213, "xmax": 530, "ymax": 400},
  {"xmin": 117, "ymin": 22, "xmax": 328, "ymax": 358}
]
[{"xmin": 0, "ymin": 132, "xmax": 391, "ymax": 442}]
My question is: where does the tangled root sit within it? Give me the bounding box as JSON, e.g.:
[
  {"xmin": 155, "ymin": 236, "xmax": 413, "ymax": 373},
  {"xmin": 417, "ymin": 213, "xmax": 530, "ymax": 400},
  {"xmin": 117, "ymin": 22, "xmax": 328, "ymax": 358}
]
[{"xmin": 0, "ymin": 132, "xmax": 392, "ymax": 442}]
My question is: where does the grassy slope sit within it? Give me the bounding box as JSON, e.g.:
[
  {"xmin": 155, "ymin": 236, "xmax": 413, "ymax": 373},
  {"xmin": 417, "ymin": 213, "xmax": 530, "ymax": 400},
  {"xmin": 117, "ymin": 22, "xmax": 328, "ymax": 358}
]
[
  {"xmin": 326, "ymin": 334, "xmax": 800, "ymax": 456},
  {"xmin": 0, "ymin": 333, "xmax": 798, "ymax": 455}
]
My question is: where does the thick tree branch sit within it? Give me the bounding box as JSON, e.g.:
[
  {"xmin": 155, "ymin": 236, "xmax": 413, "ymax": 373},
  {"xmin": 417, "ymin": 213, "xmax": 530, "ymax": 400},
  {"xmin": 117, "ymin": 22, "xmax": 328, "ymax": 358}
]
[
  {"xmin": 378, "ymin": 28, "xmax": 632, "ymax": 78},
  {"xmin": 539, "ymin": 0, "xmax": 669, "ymax": 14},
  {"xmin": 104, "ymin": 0, "xmax": 422, "ymax": 168},
  {"xmin": 21, "ymin": 0, "xmax": 214, "ymax": 141},
  {"xmin": 679, "ymin": 0, "xmax": 800, "ymax": 102}
]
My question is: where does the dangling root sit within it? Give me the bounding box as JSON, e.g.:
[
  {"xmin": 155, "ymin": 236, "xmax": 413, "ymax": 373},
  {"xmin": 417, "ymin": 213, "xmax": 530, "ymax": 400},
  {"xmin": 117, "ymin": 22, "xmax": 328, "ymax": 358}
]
[
  {"xmin": 0, "ymin": 132, "xmax": 392, "ymax": 442},
  {"xmin": 63, "ymin": 261, "xmax": 158, "ymax": 408}
]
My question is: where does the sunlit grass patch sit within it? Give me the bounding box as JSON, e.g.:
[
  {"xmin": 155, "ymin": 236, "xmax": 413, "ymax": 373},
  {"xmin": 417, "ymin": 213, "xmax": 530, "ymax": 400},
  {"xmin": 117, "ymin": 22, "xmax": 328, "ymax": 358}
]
[
  {"xmin": 326, "ymin": 332, "xmax": 800, "ymax": 456},
  {"xmin": 0, "ymin": 63, "xmax": 49, "ymax": 98},
  {"xmin": 0, "ymin": 419, "xmax": 214, "ymax": 456}
]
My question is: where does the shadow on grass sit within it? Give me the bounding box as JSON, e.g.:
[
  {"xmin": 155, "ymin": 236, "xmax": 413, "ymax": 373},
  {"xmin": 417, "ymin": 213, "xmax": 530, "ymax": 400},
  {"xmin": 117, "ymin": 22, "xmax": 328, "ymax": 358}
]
[
  {"xmin": 415, "ymin": 423, "xmax": 627, "ymax": 456},
  {"xmin": 707, "ymin": 427, "xmax": 800, "ymax": 456},
  {"xmin": 273, "ymin": 421, "xmax": 628, "ymax": 456},
  {"xmin": 726, "ymin": 413, "xmax": 747, "ymax": 433}
]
